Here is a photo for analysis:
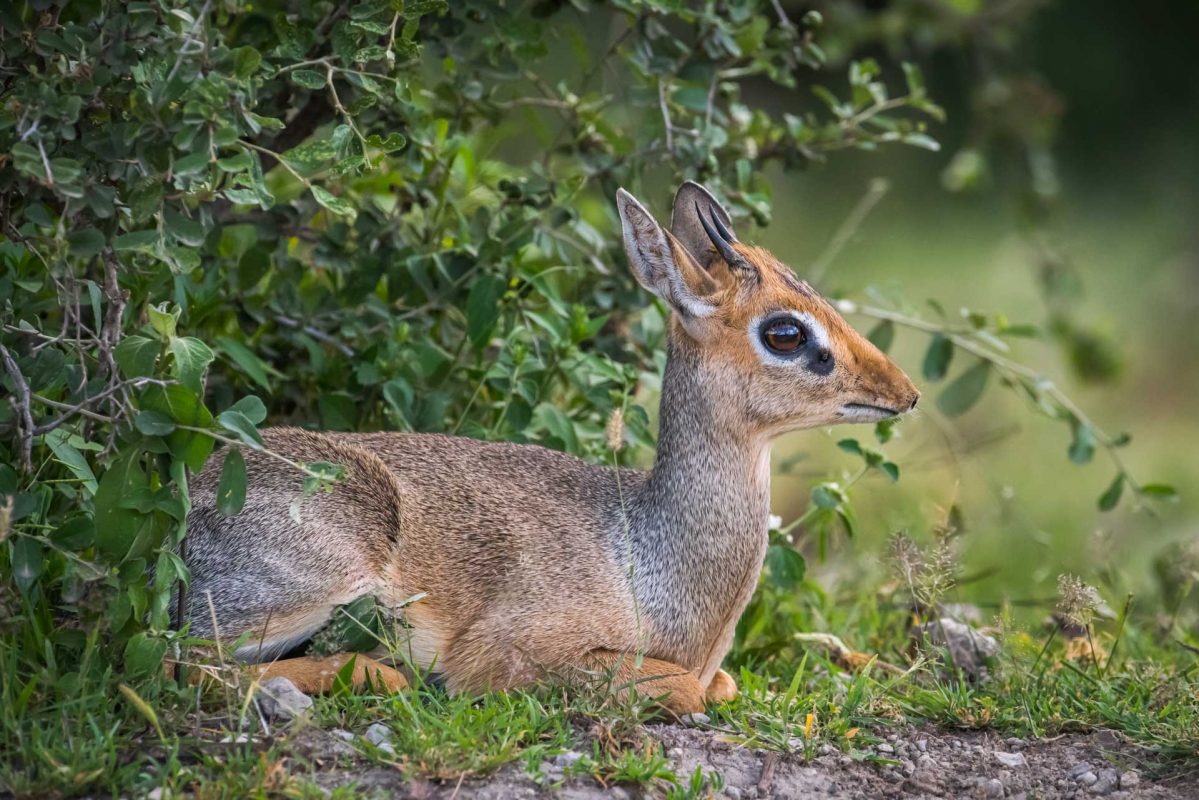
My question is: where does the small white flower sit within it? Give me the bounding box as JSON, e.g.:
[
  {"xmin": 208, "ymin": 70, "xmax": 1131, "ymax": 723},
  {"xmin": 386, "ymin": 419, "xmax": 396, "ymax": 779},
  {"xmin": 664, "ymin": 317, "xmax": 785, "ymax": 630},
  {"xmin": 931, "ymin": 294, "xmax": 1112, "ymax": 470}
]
[{"xmin": 768, "ymin": 514, "xmax": 783, "ymax": 530}]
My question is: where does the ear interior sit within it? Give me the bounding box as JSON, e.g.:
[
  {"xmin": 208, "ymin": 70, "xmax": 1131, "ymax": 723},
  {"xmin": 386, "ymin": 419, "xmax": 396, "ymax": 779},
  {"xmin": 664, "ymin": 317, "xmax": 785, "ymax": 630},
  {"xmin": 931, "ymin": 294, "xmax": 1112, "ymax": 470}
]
[
  {"xmin": 670, "ymin": 181, "xmax": 737, "ymax": 270},
  {"xmin": 616, "ymin": 188, "xmax": 720, "ymax": 319}
]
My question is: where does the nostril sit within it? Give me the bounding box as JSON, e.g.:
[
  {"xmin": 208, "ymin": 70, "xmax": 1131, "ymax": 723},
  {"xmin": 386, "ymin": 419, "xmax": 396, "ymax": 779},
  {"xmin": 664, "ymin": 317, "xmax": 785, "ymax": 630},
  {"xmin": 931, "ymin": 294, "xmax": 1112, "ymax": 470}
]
[{"xmin": 909, "ymin": 394, "xmax": 920, "ymax": 411}]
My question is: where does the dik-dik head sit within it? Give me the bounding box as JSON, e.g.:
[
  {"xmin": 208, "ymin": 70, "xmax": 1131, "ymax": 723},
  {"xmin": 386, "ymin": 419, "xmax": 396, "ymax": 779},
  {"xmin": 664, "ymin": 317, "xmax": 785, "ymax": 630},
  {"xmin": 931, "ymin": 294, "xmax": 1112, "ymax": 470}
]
[{"xmin": 617, "ymin": 182, "xmax": 919, "ymax": 435}]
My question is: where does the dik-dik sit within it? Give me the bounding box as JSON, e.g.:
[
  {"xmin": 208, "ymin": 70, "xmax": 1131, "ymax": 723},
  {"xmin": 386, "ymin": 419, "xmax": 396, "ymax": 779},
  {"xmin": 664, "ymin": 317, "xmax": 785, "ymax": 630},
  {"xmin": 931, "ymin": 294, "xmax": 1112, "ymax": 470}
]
[{"xmin": 183, "ymin": 182, "xmax": 918, "ymax": 714}]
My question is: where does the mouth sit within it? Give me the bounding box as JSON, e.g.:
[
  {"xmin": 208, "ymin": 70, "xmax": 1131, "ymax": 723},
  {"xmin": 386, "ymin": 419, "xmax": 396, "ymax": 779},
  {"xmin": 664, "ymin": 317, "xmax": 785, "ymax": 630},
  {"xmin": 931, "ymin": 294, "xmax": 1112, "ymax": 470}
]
[{"xmin": 839, "ymin": 402, "xmax": 902, "ymax": 422}]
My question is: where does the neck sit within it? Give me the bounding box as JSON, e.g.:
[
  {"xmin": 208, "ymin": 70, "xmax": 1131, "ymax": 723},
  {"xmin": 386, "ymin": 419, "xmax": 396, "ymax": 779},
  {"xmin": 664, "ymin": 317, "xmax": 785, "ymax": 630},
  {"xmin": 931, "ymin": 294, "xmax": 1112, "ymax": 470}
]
[{"xmin": 626, "ymin": 336, "xmax": 772, "ymax": 661}]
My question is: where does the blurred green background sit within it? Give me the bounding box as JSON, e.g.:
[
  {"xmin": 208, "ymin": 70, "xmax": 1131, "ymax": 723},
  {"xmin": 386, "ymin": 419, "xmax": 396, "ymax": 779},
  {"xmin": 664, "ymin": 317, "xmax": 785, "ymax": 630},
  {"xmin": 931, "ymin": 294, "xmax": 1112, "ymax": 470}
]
[{"xmin": 759, "ymin": 0, "xmax": 1199, "ymax": 611}]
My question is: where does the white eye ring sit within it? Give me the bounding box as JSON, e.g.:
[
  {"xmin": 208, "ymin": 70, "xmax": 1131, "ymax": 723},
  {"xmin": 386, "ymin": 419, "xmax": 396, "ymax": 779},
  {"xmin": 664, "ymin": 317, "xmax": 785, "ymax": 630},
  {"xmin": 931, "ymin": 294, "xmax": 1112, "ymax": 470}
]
[{"xmin": 748, "ymin": 311, "xmax": 829, "ymax": 366}]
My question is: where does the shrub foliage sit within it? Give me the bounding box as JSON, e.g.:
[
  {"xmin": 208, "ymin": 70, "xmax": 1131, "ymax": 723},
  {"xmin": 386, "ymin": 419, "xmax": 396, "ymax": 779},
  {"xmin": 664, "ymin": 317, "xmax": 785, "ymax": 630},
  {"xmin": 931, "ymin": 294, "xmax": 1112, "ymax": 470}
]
[{"xmin": 0, "ymin": 1, "xmax": 1170, "ymax": 683}]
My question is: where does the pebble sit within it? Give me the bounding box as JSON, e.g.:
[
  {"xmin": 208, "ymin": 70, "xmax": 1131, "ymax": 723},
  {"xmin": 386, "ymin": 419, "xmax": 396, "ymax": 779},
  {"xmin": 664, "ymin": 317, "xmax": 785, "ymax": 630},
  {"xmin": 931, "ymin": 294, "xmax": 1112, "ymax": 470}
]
[
  {"xmin": 917, "ymin": 754, "xmax": 936, "ymax": 770},
  {"xmin": 725, "ymin": 788, "xmax": 743, "ymax": 800},
  {"xmin": 981, "ymin": 777, "xmax": 1004, "ymax": 798},
  {"xmin": 1068, "ymin": 763, "xmax": 1096, "ymax": 779},
  {"xmin": 608, "ymin": 788, "xmax": 631, "ymax": 800},
  {"xmin": 916, "ymin": 739, "xmax": 928, "ymax": 752},
  {"xmin": 330, "ymin": 728, "xmax": 354, "ymax": 742},
  {"xmin": 680, "ymin": 712, "xmax": 710, "ymax": 727},
  {"xmin": 901, "ymin": 759, "xmax": 916, "ymax": 776},
  {"xmin": 1119, "ymin": 771, "xmax": 1140, "ymax": 788},
  {"xmin": 876, "ymin": 743, "xmax": 895, "ymax": 754},
  {"xmin": 1076, "ymin": 771, "xmax": 1098, "ymax": 786},
  {"xmin": 364, "ymin": 723, "xmax": 393, "ymax": 746},
  {"xmin": 818, "ymin": 744, "xmax": 838, "ymax": 756},
  {"xmin": 553, "ymin": 750, "xmax": 584, "ymax": 769},
  {"xmin": 256, "ymin": 677, "xmax": 312, "ymax": 721},
  {"xmin": 994, "ymin": 751, "xmax": 1027, "ymax": 768},
  {"xmin": 1090, "ymin": 768, "xmax": 1120, "ymax": 795}
]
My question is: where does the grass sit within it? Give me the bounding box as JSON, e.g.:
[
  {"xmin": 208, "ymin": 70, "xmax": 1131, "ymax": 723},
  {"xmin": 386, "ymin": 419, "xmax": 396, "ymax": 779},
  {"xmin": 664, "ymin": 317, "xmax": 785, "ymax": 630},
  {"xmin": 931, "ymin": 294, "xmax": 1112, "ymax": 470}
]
[{"xmin": 3, "ymin": 575, "xmax": 1197, "ymax": 799}]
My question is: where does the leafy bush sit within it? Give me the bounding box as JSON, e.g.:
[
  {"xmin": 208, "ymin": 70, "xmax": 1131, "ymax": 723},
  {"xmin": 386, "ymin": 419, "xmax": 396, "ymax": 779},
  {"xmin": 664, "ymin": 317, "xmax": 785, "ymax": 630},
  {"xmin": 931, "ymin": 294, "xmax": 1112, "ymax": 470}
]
[{"xmin": 0, "ymin": 0, "xmax": 1172, "ymax": 696}]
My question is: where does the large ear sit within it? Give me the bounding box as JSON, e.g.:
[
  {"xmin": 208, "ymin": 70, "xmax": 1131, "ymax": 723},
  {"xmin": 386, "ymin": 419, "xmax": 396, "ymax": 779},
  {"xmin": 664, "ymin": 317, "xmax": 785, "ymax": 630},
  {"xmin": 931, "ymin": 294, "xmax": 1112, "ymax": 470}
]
[
  {"xmin": 616, "ymin": 188, "xmax": 720, "ymax": 322},
  {"xmin": 670, "ymin": 181, "xmax": 736, "ymax": 269}
]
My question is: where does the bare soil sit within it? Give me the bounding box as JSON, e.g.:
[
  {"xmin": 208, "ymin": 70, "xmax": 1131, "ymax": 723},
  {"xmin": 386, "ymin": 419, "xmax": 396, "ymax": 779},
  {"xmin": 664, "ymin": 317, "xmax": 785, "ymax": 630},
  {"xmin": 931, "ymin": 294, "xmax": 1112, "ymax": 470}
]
[{"xmin": 290, "ymin": 723, "xmax": 1195, "ymax": 799}]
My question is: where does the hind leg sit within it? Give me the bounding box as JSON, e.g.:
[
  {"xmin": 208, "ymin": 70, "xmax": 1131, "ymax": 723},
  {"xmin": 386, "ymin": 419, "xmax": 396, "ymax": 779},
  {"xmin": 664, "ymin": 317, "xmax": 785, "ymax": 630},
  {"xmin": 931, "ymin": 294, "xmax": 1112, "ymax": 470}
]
[
  {"xmin": 584, "ymin": 650, "xmax": 707, "ymax": 717},
  {"xmin": 253, "ymin": 653, "xmax": 408, "ymax": 694},
  {"xmin": 705, "ymin": 668, "xmax": 738, "ymax": 704}
]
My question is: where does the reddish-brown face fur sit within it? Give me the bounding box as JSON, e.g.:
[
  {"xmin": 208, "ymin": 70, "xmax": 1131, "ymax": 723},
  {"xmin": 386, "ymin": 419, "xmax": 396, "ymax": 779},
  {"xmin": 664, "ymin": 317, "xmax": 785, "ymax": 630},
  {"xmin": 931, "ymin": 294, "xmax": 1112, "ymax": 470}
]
[{"xmin": 662, "ymin": 235, "xmax": 919, "ymax": 437}]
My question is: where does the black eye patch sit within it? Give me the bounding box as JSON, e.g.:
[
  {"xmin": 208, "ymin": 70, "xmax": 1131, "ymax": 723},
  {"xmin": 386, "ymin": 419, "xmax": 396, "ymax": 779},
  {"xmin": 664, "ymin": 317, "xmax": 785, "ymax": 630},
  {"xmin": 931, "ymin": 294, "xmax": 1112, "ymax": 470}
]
[{"xmin": 757, "ymin": 315, "xmax": 835, "ymax": 375}]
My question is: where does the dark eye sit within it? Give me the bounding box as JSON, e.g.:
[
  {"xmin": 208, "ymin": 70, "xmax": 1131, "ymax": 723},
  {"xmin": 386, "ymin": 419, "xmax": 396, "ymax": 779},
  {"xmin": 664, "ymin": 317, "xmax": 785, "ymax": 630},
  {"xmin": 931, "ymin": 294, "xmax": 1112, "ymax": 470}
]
[{"xmin": 762, "ymin": 318, "xmax": 806, "ymax": 354}]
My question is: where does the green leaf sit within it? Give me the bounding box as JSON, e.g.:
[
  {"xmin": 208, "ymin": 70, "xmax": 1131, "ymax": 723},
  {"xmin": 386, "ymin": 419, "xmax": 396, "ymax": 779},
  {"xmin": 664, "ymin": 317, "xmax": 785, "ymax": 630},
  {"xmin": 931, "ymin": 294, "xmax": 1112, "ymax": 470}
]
[
  {"xmin": 216, "ymin": 448, "xmax": 247, "ymax": 516},
  {"xmin": 936, "ymin": 360, "xmax": 990, "ymax": 417},
  {"xmin": 216, "ymin": 336, "xmax": 275, "ymax": 391},
  {"xmin": 466, "ymin": 275, "xmax": 505, "ymax": 349},
  {"xmin": 44, "ymin": 429, "xmax": 98, "ymax": 495},
  {"xmin": 366, "ymin": 132, "xmax": 407, "ymax": 152},
  {"xmin": 764, "ymin": 544, "xmax": 806, "ymax": 589},
  {"xmin": 67, "ymin": 228, "xmax": 106, "ymax": 258},
  {"xmin": 142, "ymin": 385, "xmax": 215, "ymax": 472},
  {"xmin": 135, "ymin": 410, "xmax": 176, "ymax": 436},
  {"xmin": 1068, "ymin": 422, "xmax": 1096, "ymax": 465},
  {"xmin": 1139, "ymin": 483, "xmax": 1179, "ymax": 501},
  {"xmin": 534, "ymin": 403, "xmax": 579, "ymax": 454},
  {"xmin": 114, "ymin": 335, "xmax": 160, "ymax": 378},
  {"xmin": 217, "ymin": 409, "xmax": 264, "ymax": 447},
  {"xmin": 922, "ymin": 334, "xmax": 954, "ymax": 382},
  {"xmin": 291, "ymin": 69, "xmax": 327, "ymax": 89},
  {"xmin": 310, "ymin": 185, "xmax": 356, "ymax": 218},
  {"xmin": 10, "ymin": 536, "xmax": 44, "ymax": 594},
  {"xmin": 148, "ymin": 303, "xmax": 180, "ymax": 340},
  {"xmin": 1097, "ymin": 473, "xmax": 1124, "ymax": 512},
  {"xmin": 123, "ymin": 632, "xmax": 168, "ymax": 678},
  {"xmin": 174, "ymin": 151, "xmax": 210, "ymax": 177},
  {"xmin": 168, "ymin": 336, "xmax": 215, "ymax": 392},
  {"xmin": 114, "ymin": 230, "xmax": 160, "ymax": 253},
  {"xmin": 94, "ymin": 451, "xmax": 149, "ymax": 560},
  {"xmin": 866, "ymin": 320, "xmax": 894, "ymax": 353},
  {"xmin": 227, "ymin": 395, "xmax": 268, "ymax": 425},
  {"xmin": 230, "ymin": 45, "xmax": 262, "ymax": 78}
]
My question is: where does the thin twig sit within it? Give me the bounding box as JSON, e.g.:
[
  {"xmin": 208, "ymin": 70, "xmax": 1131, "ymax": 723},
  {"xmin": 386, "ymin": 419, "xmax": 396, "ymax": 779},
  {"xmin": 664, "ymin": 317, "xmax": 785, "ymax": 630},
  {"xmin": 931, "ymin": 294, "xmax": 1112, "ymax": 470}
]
[
  {"xmin": 0, "ymin": 343, "xmax": 35, "ymax": 472},
  {"xmin": 808, "ymin": 179, "xmax": 890, "ymax": 284}
]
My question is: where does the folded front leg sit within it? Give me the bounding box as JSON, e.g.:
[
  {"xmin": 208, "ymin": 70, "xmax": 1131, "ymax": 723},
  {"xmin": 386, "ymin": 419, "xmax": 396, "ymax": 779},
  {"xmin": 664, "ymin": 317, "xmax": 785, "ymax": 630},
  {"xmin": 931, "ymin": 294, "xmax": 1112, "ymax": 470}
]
[{"xmin": 253, "ymin": 653, "xmax": 408, "ymax": 694}]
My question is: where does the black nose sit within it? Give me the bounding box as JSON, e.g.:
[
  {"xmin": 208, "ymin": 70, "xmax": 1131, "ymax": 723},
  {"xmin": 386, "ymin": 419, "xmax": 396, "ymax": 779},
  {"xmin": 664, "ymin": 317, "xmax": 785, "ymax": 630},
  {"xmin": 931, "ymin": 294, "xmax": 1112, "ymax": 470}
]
[{"xmin": 909, "ymin": 393, "xmax": 920, "ymax": 411}]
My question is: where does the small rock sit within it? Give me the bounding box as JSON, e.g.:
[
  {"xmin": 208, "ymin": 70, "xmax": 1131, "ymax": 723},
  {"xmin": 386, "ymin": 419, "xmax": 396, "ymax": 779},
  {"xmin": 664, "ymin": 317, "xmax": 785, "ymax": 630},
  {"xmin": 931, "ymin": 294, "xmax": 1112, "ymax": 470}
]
[
  {"xmin": 917, "ymin": 754, "xmax": 935, "ymax": 770},
  {"xmin": 1068, "ymin": 763, "xmax": 1096, "ymax": 779},
  {"xmin": 667, "ymin": 747, "xmax": 684, "ymax": 758},
  {"xmin": 1076, "ymin": 771, "xmax": 1098, "ymax": 786},
  {"xmin": 607, "ymin": 788, "xmax": 631, "ymax": 800},
  {"xmin": 146, "ymin": 789, "xmax": 165, "ymax": 800},
  {"xmin": 981, "ymin": 778, "xmax": 1004, "ymax": 798},
  {"xmin": 1005, "ymin": 737, "xmax": 1025, "ymax": 749},
  {"xmin": 364, "ymin": 722, "xmax": 393, "ymax": 746},
  {"xmin": 680, "ymin": 712, "xmax": 710, "ymax": 727},
  {"xmin": 994, "ymin": 751, "xmax": 1027, "ymax": 768},
  {"xmin": 553, "ymin": 750, "xmax": 584, "ymax": 769},
  {"xmin": 725, "ymin": 788, "xmax": 743, "ymax": 800},
  {"xmin": 1119, "ymin": 771, "xmax": 1140, "ymax": 788},
  {"xmin": 1090, "ymin": 769, "xmax": 1119, "ymax": 795},
  {"xmin": 917, "ymin": 739, "xmax": 928, "ymax": 752},
  {"xmin": 330, "ymin": 728, "xmax": 354, "ymax": 742},
  {"xmin": 256, "ymin": 677, "xmax": 312, "ymax": 721},
  {"xmin": 901, "ymin": 759, "xmax": 916, "ymax": 776},
  {"xmin": 915, "ymin": 618, "xmax": 1001, "ymax": 679},
  {"xmin": 818, "ymin": 744, "xmax": 838, "ymax": 756},
  {"xmin": 376, "ymin": 741, "xmax": 396, "ymax": 757},
  {"xmin": 877, "ymin": 743, "xmax": 895, "ymax": 754}
]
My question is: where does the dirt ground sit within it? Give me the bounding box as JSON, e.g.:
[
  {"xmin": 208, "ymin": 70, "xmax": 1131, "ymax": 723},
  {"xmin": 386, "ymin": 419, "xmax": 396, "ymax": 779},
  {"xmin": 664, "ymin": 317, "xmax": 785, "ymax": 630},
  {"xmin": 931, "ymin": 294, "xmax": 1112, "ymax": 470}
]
[{"xmin": 293, "ymin": 724, "xmax": 1195, "ymax": 799}]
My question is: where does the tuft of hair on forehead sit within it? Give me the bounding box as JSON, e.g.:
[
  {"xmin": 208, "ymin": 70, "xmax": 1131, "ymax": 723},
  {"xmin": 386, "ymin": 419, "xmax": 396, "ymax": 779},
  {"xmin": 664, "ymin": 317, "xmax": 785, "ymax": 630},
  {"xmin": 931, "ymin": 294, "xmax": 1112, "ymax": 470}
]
[{"xmin": 734, "ymin": 244, "xmax": 818, "ymax": 300}]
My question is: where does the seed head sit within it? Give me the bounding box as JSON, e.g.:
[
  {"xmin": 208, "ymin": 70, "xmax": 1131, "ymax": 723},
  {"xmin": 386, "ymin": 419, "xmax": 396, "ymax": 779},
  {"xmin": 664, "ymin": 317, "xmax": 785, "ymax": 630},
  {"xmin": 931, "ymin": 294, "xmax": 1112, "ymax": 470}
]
[
  {"xmin": 1056, "ymin": 573, "xmax": 1101, "ymax": 628},
  {"xmin": 606, "ymin": 406, "xmax": 625, "ymax": 453}
]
